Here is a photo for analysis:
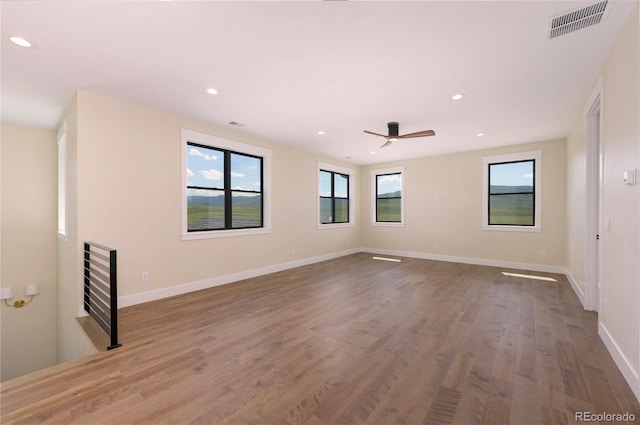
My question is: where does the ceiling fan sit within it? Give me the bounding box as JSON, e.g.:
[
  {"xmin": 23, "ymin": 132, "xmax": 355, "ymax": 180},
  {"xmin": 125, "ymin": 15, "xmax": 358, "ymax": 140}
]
[{"xmin": 364, "ymin": 122, "xmax": 436, "ymax": 148}]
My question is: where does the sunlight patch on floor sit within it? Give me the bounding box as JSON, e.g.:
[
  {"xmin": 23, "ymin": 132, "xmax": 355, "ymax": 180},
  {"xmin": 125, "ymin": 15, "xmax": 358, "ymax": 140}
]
[
  {"xmin": 501, "ymin": 271, "xmax": 557, "ymax": 282},
  {"xmin": 372, "ymin": 256, "xmax": 402, "ymax": 263}
]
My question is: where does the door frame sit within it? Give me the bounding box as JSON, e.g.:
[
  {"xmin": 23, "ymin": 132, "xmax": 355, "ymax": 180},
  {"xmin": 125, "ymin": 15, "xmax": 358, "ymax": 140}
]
[{"xmin": 584, "ymin": 77, "xmax": 603, "ymax": 312}]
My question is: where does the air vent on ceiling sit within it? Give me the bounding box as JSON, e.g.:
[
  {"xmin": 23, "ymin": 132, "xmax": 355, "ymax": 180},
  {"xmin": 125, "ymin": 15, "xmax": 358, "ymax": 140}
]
[{"xmin": 548, "ymin": 0, "xmax": 610, "ymax": 39}]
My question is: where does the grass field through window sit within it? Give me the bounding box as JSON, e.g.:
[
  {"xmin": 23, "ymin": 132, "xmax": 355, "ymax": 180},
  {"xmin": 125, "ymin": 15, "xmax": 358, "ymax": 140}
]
[
  {"xmin": 488, "ymin": 191, "xmax": 533, "ymax": 225},
  {"xmin": 376, "ymin": 198, "xmax": 401, "ymax": 222},
  {"xmin": 188, "ymin": 204, "xmax": 261, "ymax": 231}
]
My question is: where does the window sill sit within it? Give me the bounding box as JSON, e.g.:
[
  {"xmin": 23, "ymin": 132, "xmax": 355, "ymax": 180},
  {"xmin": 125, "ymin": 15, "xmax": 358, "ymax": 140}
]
[
  {"xmin": 317, "ymin": 223, "xmax": 355, "ymax": 230},
  {"xmin": 371, "ymin": 222, "xmax": 405, "ymax": 227},
  {"xmin": 482, "ymin": 225, "xmax": 541, "ymax": 233},
  {"xmin": 182, "ymin": 227, "xmax": 272, "ymax": 240}
]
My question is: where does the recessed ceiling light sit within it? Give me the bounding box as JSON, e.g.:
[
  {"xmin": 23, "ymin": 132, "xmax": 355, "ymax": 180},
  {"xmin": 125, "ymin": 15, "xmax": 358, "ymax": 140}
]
[
  {"xmin": 9, "ymin": 36, "xmax": 32, "ymax": 48},
  {"xmin": 370, "ymin": 151, "xmax": 376, "ymax": 154},
  {"xmin": 206, "ymin": 88, "xmax": 218, "ymax": 95},
  {"xmin": 451, "ymin": 94, "xmax": 464, "ymax": 101},
  {"xmin": 476, "ymin": 132, "xmax": 485, "ymax": 137},
  {"xmin": 317, "ymin": 131, "xmax": 325, "ymax": 135}
]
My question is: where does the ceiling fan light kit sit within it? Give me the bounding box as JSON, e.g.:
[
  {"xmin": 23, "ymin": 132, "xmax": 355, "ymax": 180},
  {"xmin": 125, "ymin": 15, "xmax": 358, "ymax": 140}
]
[{"xmin": 364, "ymin": 122, "xmax": 435, "ymax": 148}]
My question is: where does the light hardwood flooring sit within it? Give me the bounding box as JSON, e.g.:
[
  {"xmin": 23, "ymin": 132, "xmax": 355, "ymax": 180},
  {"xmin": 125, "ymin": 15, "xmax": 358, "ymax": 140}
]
[{"xmin": 1, "ymin": 253, "xmax": 639, "ymax": 424}]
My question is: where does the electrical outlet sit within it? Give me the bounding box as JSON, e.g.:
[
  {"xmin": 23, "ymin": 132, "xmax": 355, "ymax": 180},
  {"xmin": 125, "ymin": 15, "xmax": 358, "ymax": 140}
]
[
  {"xmin": 141, "ymin": 272, "xmax": 149, "ymax": 282},
  {"xmin": 291, "ymin": 248, "xmax": 297, "ymax": 255},
  {"xmin": 602, "ymin": 298, "xmax": 608, "ymax": 313},
  {"xmin": 540, "ymin": 251, "xmax": 547, "ymax": 258},
  {"xmin": 433, "ymin": 242, "xmax": 438, "ymax": 249}
]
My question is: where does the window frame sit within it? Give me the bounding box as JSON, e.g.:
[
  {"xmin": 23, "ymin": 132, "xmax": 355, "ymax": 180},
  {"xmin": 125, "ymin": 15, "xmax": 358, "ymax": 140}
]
[
  {"xmin": 181, "ymin": 129, "xmax": 271, "ymax": 240},
  {"xmin": 371, "ymin": 166, "xmax": 405, "ymax": 227},
  {"xmin": 482, "ymin": 150, "xmax": 542, "ymax": 232},
  {"xmin": 317, "ymin": 161, "xmax": 355, "ymax": 229},
  {"xmin": 57, "ymin": 123, "xmax": 67, "ymax": 240}
]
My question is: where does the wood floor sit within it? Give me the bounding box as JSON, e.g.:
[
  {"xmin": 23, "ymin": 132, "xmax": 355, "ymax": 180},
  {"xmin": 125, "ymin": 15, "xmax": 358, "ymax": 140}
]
[{"xmin": 1, "ymin": 253, "xmax": 639, "ymax": 424}]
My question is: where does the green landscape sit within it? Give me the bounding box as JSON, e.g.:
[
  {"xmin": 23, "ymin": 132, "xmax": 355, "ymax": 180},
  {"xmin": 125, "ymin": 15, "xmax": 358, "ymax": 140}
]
[
  {"xmin": 187, "ymin": 195, "xmax": 261, "ymax": 230},
  {"xmin": 489, "ymin": 185, "xmax": 534, "ymax": 225},
  {"xmin": 187, "ymin": 187, "xmax": 532, "ymax": 228},
  {"xmin": 319, "ymin": 199, "xmax": 348, "ymax": 223},
  {"xmin": 377, "ymin": 191, "xmax": 401, "ymax": 222}
]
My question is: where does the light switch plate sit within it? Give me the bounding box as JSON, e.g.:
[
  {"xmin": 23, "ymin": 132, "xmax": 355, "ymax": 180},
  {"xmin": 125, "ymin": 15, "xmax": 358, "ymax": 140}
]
[{"xmin": 623, "ymin": 169, "xmax": 636, "ymax": 185}]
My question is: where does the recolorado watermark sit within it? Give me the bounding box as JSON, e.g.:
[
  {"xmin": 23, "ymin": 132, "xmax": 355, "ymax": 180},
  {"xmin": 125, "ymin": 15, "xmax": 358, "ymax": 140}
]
[{"xmin": 575, "ymin": 411, "xmax": 636, "ymax": 422}]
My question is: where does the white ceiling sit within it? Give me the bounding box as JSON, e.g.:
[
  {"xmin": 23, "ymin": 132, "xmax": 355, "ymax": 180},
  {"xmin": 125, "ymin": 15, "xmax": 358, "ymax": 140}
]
[{"xmin": 1, "ymin": 0, "xmax": 635, "ymax": 164}]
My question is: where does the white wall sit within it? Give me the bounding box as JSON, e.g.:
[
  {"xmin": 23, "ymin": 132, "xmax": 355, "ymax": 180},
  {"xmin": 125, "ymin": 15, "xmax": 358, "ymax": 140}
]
[
  {"xmin": 566, "ymin": 1, "xmax": 640, "ymax": 399},
  {"xmin": 360, "ymin": 139, "xmax": 567, "ymax": 271},
  {"xmin": 1, "ymin": 123, "xmax": 58, "ymax": 381}
]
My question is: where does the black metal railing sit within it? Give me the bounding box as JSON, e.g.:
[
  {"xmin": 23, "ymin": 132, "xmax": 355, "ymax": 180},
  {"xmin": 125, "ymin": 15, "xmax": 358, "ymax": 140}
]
[{"xmin": 83, "ymin": 242, "xmax": 121, "ymax": 350}]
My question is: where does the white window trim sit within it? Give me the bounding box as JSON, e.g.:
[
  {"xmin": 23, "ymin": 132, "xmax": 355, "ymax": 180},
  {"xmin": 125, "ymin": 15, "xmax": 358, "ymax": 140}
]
[
  {"xmin": 181, "ymin": 128, "xmax": 272, "ymax": 240},
  {"xmin": 317, "ymin": 161, "xmax": 355, "ymax": 229},
  {"xmin": 371, "ymin": 166, "xmax": 405, "ymax": 227},
  {"xmin": 482, "ymin": 150, "xmax": 542, "ymax": 232},
  {"xmin": 57, "ymin": 123, "xmax": 68, "ymax": 240}
]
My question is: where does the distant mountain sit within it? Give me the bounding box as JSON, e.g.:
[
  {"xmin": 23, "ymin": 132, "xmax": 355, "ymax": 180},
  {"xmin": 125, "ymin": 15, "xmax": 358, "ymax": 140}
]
[
  {"xmin": 490, "ymin": 185, "xmax": 533, "ymax": 194},
  {"xmin": 188, "ymin": 194, "xmax": 261, "ymax": 206},
  {"xmin": 378, "ymin": 190, "xmax": 401, "ymax": 199}
]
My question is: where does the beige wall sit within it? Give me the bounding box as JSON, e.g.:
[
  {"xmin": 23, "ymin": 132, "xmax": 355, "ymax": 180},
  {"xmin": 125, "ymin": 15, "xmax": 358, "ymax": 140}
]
[
  {"xmin": 566, "ymin": 1, "xmax": 640, "ymax": 397},
  {"xmin": 565, "ymin": 117, "xmax": 587, "ymax": 297},
  {"xmin": 1, "ymin": 123, "xmax": 58, "ymax": 381},
  {"xmin": 65, "ymin": 90, "xmax": 358, "ymax": 317},
  {"xmin": 360, "ymin": 139, "xmax": 567, "ymax": 270},
  {"xmin": 4, "ymin": 6, "xmax": 638, "ymax": 397},
  {"xmin": 599, "ymin": 1, "xmax": 639, "ymax": 383},
  {"xmin": 56, "ymin": 97, "xmax": 97, "ymax": 364}
]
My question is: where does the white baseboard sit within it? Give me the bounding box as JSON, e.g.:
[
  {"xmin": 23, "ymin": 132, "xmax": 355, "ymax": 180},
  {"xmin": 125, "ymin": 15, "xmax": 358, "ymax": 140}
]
[
  {"xmin": 113, "ymin": 246, "xmax": 640, "ymax": 403},
  {"xmin": 564, "ymin": 268, "xmax": 586, "ymax": 307},
  {"xmin": 114, "ymin": 246, "xmax": 640, "ymax": 404},
  {"xmin": 117, "ymin": 248, "xmax": 359, "ymax": 308},
  {"xmin": 359, "ymin": 247, "xmax": 567, "ymax": 274},
  {"xmin": 598, "ymin": 322, "xmax": 640, "ymax": 401},
  {"xmin": 118, "ymin": 247, "xmax": 573, "ymax": 309}
]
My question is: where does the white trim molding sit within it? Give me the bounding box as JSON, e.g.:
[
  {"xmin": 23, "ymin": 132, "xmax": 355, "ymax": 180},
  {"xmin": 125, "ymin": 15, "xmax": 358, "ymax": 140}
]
[
  {"xmin": 482, "ymin": 150, "xmax": 542, "ymax": 232},
  {"xmin": 564, "ymin": 268, "xmax": 586, "ymax": 307},
  {"xmin": 599, "ymin": 322, "xmax": 640, "ymax": 400},
  {"xmin": 583, "ymin": 77, "xmax": 603, "ymax": 312},
  {"xmin": 118, "ymin": 246, "xmax": 569, "ymax": 310},
  {"xmin": 370, "ymin": 165, "xmax": 405, "ymax": 227},
  {"xmin": 118, "ymin": 248, "xmax": 359, "ymax": 308},
  {"xmin": 317, "ymin": 161, "xmax": 356, "ymax": 229},
  {"xmin": 180, "ymin": 128, "xmax": 272, "ymax": 240},
  {"xmin": 360, "ymin": 246, "xmax": 566, "ymax": 274}
]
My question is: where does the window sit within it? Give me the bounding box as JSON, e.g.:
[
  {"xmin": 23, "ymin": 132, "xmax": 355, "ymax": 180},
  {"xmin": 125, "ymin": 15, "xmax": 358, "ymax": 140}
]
[
  {"xmin": 317, "ymin": 162, "xmax": 355, "ymax": 227},
  {"xmin": 57, "ymin": 125, "xmax": 67, "ymax": 239},
  {"xmin": 181, "ymin": 129, "xmax": 271, "ymax": 239},
  {"xmin": 371, "ymin": 166, "xmax": 404, "ymax": 226},
  {"xmin": 319, "ymin": 170, "xmax": 349, "ymax": 224},
  {"xmin": 482, "ymin": 151, "xmax": 541, "ymax": 231}
]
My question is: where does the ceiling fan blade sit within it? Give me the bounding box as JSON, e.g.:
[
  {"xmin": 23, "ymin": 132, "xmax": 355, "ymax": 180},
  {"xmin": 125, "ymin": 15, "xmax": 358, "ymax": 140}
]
[
  {"xmin": 398, "ymin": 130, "xmax": 436, "ymax": 139},
  {"xmin": 364, "ymin": 130, "xmax": 388, "ymax": 138},
  {"xmin": 380, "ymin": 139, "xmax": 393, "ymax": 148}
]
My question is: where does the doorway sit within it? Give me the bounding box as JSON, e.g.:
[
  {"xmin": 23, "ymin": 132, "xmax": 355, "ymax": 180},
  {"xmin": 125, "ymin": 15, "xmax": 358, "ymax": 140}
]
[{"xmin": 585, "ymin": 83, "xmax": 602, "ymax": 312}]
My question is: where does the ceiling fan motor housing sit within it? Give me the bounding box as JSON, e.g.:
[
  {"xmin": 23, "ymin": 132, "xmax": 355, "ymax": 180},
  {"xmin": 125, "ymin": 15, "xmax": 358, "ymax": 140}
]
[{"xmin": 387, "ymin": 122, "xmax": 399, "ymax": 137}]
